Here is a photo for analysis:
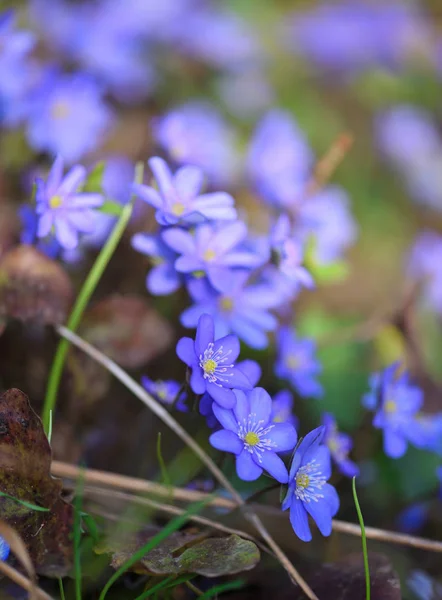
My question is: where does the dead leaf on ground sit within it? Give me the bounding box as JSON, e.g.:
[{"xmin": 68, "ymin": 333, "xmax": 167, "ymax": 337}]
[{"xmin": 0, "ymin": 388, "xmax": 74, "ymax": 577}]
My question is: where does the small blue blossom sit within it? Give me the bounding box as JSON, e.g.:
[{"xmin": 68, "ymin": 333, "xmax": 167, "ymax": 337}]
[
  {"xmin": 131, "ymin": 232, "xmax": 181, "ymax": 296},
  {"xmin": 141, "ymin": 376, "xmax": 187, "ymax": 412},
  {"xmin": 176, "ymin": 313, "xmax": 252, "ymax": 409},
  {"xmin": 396, "ymin": 502, "xmax": 429, "ymax": 534},
  {"xmin": 275, "ymin": 327, "xmax": 323, "ymax": 398},
  {"xmin": 163, "ymin": 222, "xmax": 260, "ymax": 292},
  {"xmin": 133, "ymin": 157, "xmax": 237, "ymax": 226},
  {"xmin": 363, "ymin": 364, "xmax": 424, "ymax": 458},
  {"xmin": 26, "ymin": 70, "xmax": 114, "ymax": 163},
  {"xmin": 19, "ymin": 204, "xmax": 61, "ymax": 258},
  {"xmin": 153, "ymin": 102, "xmax": 238, "ymax": 186},
  {"xmin": 322, "ymin": 412, "xmax": 359, "ymax": 478},
  {"xmin": 0, "ymin": 535, "xmax": 9, "ymax": 561},
  {"xmin": 181, "ymin": 272, "xmax": 280, "ymax": 350},
  {"xmin": 210, "ymin": 388, "xmax": 297, "ymax": 482},
  {"xmin": 35, "ymin": 155, "xmax": 104, "ymax": 250},
  {"xmin": 282, "ymin": 426, "xmax": 339, "ymax": 542},
  {"xmin": 270, "ymin": 214, "xmax": 314, "ymax": 287},
  {"xmin": 271, "ymin": 390, "xmax": 298, "ymax": 429}
]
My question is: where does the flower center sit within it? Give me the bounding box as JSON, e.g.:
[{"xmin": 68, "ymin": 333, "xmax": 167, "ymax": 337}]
[
  {"xmin": 203, "ymin": 249, "xmax": 216, "ymax": 262},
  {"xmin": 199, "ymin": 342, "xmax": 234, "ymax": 385},
  {"xmin": 285, "ymin": 354, "xmax": 299, "ymax": 369},
  {"xmin": 51, "ymin": 101, "xmax": 70, "ymax": 120},
  {"xmin": 384, "ymin": 400, "xmax": 396, "ymax": 413},
  {"xmin": 244, "ymin": 432, "xmax": 260, "ymax": 446},
  {"xmin": 220, "ymin": 296, "xmax": 234, "ymax": 311},
  {"xmin": 294, "ymin": 459, "xmax": 326, "ymax": 503},
  {"xmin": 49, "ymin": 195, "xmax": 63, "ymax": 209},
  {"xmin": 171, "ymin": 202, "xmax": 185, "ymax": 216}
]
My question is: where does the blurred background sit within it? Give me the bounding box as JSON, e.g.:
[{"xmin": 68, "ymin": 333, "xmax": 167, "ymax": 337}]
[{"xmin": 2, "ymin": 0, "xmax": 442, "ymax": 598}]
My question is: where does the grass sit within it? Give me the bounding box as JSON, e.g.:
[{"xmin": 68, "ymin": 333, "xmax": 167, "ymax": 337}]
[{"xmin": 352, "ymin": 476, "xmax": 370, "ymax": 600}]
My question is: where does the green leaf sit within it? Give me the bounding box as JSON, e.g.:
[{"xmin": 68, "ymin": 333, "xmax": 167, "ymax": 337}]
[
  {"xmin": 0, "ymin": 490, "xmax": 49, "ymax": 513},
  {"xmin": 83, "ymin": 161, "xmax": 105, "ymax": 193},
  {"xmin": 98, "ymin": 200, "xmax": 124, "ymax": 217}
]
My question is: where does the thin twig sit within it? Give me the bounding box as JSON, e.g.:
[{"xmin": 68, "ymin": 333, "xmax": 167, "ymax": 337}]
[
  {"xmin": 55, "ymin": 325, "xmax": 318, "ymax": 600},
  {"xmin": 52, "ymin": 460, "xmax": 442, "ymax": 554},
  {"xmin": 305, "ymin": 133, "xmax": 353, "ymax": 198},
  {"xmin": 0, "ymin": 561, "xmax": 54, "ymax": 600}
]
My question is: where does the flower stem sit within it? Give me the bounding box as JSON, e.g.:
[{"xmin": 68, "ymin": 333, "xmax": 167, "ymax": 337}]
[
  {"xmin": 41, "ymin": 162, "xmax": 144, "ymax": 433},
  {"xmin": 352, "ymin": 476, "xmax": 370, "ymax": 600}
]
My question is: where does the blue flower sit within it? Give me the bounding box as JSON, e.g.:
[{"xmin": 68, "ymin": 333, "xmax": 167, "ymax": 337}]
[
  {"xmin": 282, "ymin": 426, "xmax": 339, "ymax": 542},
  {"xmin": 131, "ymin": 232, "xmax": 181, "ymax": 296},
  {"xmin": 270, "ymin": 214, "xmax": 314, "ymax": 287},
  {"xmin": 0, "ymin": 535, "xmax": 9, "ymax": 561},
  {"xmin": 275, "ymin": 327, "xmax": 323, "ymax": 398},
  {"xmin": 142, "ymin": 376, "xmax": 187, "ymax": 412},
  {"xmin": 35, "ymin": 155, "xmax": 104, "ymax": 250},
  {"xmin": 163, "ymin": 222, "xmax": 260, "ymax": 292},
  {"xmin": 363, "ymin": 364, "xmax": 424, "ymax": 458},
  {"xmin": 153, "ymin": 102, "xmax": 238, "ymax": 186},
  {"xmin": 133, "ymin": 157, "xmax": 237, "ymax": 226},
  {"xmin": 26, "ymin": 70, "xmax": 114, "ymax": 163},
  {"xmin": 181, "ymin": 272, "xmax": 280, "ymax": 350},
  {"xmin": 407, "ymin": 232, "xmax": 442, "ymax": 316},
  {"xmin": 210, "ymin": 388, "xmax": 297, "ymax": 482},
  {"xmin": 271, "ymin": 390, "xmax": 298, "ymax": 429},
  {"xmin": 322, "ymin": 412, "xmax": 359, "ymax": 478},
  {"xmin": 396, "ymin": 502, "xmax": 429, "ymax": 534},
  {"xmin": 19, "ymin": 204, "xmax": 61, "ymax": 258},
  {"xmin": 176, "ymin": 313, "xmax": 252, "ymax": 409}
]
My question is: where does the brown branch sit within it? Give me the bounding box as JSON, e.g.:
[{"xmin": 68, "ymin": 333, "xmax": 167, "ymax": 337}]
[{"xmin": 0, "ymin": 559, "xmax": 53, "ymax": 600}]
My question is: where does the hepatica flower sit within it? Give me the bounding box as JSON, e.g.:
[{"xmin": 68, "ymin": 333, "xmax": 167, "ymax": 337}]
[
  {"xmin": 131, "ymin": 232, "xmax": 180, "ymax": 296},
  {"xmin": 142, "ymin": 376, "xmax": 187, "ymax": 412},
  {"xmin": 133, "ymin": 157, "xmax": 237, "ymax": 226},
  {"xmin": 322, "ymin": 412, "xmax": 359, "ymax": 477},
  {"xmin": 271, "ymin": 390, "xmax": 298, "ymax": 429},
  {"xmin": 35, "ymin": 156, "xmax": 104, "ymax": 250},
  {"xmin": 270, "ymin": 214, "xmax": 314, "ymax": 288},
  {"xmin": 282, "ymin": 426, "xmax": 339, "ymax": 542},
  {"xmin": 275, "ymin": 327, "xmax": 323, "ymax": 398},
  {"xmin": 163, "ymin": 221, "xmax": 260, "ymax": 291},
  {"xmin": 363, "ymin": 364, "xmax": 424, "ymax": 458},
  {"xmin": 176, "ymin": 313, "xmax": 252, "ymax": 408},
  {"xmin": 210, "ymin": 388, "xmax": 297, "ymax": 482}
]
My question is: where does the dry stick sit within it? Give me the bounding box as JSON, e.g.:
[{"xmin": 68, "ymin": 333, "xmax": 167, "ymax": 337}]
[
  {"xmin": 305, "ymin": 133, "xmax": 354, "ymax": 198},
  {"xmin": 0, "ymin": 561, "xmax": 54, "ymax": 600},
  {"xmin": 52, "ymin": 460, "xmax": 442, "ymax": 554},
  {"xmin": 55, "ymin": 325, "xmax": 318, "ymax": 600}
]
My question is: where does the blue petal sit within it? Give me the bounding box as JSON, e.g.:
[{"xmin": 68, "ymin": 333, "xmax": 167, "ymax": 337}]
[
  {"xmin": 233, "ymin": 389, "xmax": 250, "ymax": 424},
  {"xmin": 296, "ymin": 426, "xmax": 326, "ymax": 467},
  {"xmin": 212, "ymin": 334, "xmax": 240, "ymax": 363},
  {"xmin": 384, "ymin": 429, "xmax": 407, "ymax": 458},
  {"xmin": 237, "ymin": 360, "xmax": 261, "ymax": 387},
  {"xmin": 212, "ymin": 404, "xmax": 238, "ymax": 432},
  {"xmin": 249, "ymin": 388, "xmax": 272, "ymax": 425},
  {"xmin": 190, "ymin": 368, "xmax": 206, "ymax": 395},
  {"xmin": 322, "ymin": 483, "xmax": 340, "ymax": 517},
  {"xmin": 282, "ymin": 483, "xmax": 294, "ymax": 511},
  {"xmin": 148, "ymin": 265, "xmax": 180, "ymax": 296},
  {"xmin": 267, "ymin": 423, "xmax": 297, "ymax": 452},
  {"xmin": 306, "ymin": 445, "xmax": 332, "ymax": 480},
  {"xmin": 236, "ymin": 450, "xmax": 263, "ymax": 481},
  {"xmin": 289, "ymin": 497, "xmax": 312, "ymax": 542},
  {"xmin": 305, "ymin": 497, "xmax": 333, "ymax": 537},
  {"xmin": 206, "ymin": 383, "xmax": 236, "ymax": 408},
  {"xmin": 210, "ymin": 430, "xmax": 243, "ymax": 455},
  {"xmin": 176, "ymin": 337, "xmax": 195, "ymax": 366},
  {"xmin": 227, "ymin": 367, "xmax": 253, "ymax": 390},
  {"xmin": 195, "ymin": 314, "xmax": 215, "ymax": 357},
  {"xmin": 258, "ymin": 451, "xmax": 288, "ymax": 483}
]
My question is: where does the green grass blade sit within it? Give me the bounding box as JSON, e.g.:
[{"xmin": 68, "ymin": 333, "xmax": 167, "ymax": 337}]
[
  {"xmin": 58, "ymin": 578, "xmax": 66, "ymax": 600},
  {"xmin": 0, "ymin": 491, "xmax": 49, "ymax": 512},
  {"xmin": 47, "ymin": 409, "xmax": 53, "ymax": 444},
  {"xmin": 41, "ymin": 162, "xmax": 144, "ymax": 433},
  {"xmin": 133, "ymin": 575, "xmax": 176, "ymax": 600},
  {"xmin": 352, "ymin": 476, "xmax": 370, "ymax": 600},
  {"xmin": 98, "ymin": 497, "xmax": 211, "ymax": 600},
  {"xmin": 199, "ymin": 579, "xmax": 245, "ymax": 599}
]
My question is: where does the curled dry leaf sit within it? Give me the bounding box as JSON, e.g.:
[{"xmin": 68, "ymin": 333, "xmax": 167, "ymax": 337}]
[
  {"xmin": 80, "ymin": 294, "xmax": 173, "ymax": 368},
  {"xmin": 109, "ymin": 529, "xmax": 260, "ymax": 577},
  {"xmin": 0, "ymin": 246, "xmax": 73, "ymax": 325},
  {"xmin": 0, "ymin": 388, "xmax": 74, "ymax": 577}
]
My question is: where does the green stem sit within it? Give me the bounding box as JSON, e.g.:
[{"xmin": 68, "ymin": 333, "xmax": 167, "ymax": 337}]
[
  {"xmin": 58, "ymin": 578, "xmax": 66, "ymax": 600},
  {"xmin": 41, "ymin": 162, "xmax": 144, "ymax": 433},
  {"xmin": 352, "ymin": 477, "xmax": 370, "ymax": 600}
]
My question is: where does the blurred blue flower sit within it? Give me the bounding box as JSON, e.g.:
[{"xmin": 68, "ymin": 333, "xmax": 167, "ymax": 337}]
[
  {"xmin": 363, "ymin": 364, "xmax": 424, "ymax": 458},
  {"xmin": 141, "ymin": 376, "xmax": 187, "ymax": 412},
  {"xmin": 322, "ymin": 412, "xmax": 359, "ymax": 478},
  {"xmin": 26, "ymin": 71, "xmax": 114, "ymax": 163},
  {"xmin": 271, "ymin": 390, "xmax": 298, "ymax": 429},
  {"xmin": 153, "ymin": 102, "xmax": 238, "ymax": 186},
  {"xmin": 19, "ymin": 204, "xmax": 61, "ymax": 258},
  {"xmin": 282, "ymin": 426, "xmax": 339, "ymax": 542},
  {"xmin": 275, "ymin": 327, "xmax": 323, "ymax": 398},
  {"xmin": 270, "ymin": 214, "xmax": 314, "ymax": 287},
  {"xmin": 181, "ymin": 272, "xmax": 280, "ymax": 350},
  {"xmin": 408, "ymin": 569, "xmax": 442, "ymax": 600},
  {"xmin": 408, "ymin": 232, "xmax": 442, "ymax": 315},
  {"xmin": 163, "ymin": 222, "xmax": 260, "ymax": 291},
  {"xmin": 216, "ymin": 70, "xmax": 274, "ymax": 119},
  {"xmin": 396, "ymin": 501, "xmax": 429, "ymax": 534},
  {"xmin": 210, "ymin": 388, "xmax": 297, "ymax": 482},
  {"xmin": 35, "ymin": 155, "xmax": 103, "ymax": 250},
  {"xmin": 134, "ymin": 157, "xmax": 237, "ymax": 226},
  {"xmin": 132, "ymin": 232, "xmax": 181, "ymax": 296},
  {"xmin": 0, "ymin": 535, "xmax": 9, "ymax": 561},
  {"xmin": 176, "ymin": 313, "xmax": 252, "ymax": 409}
]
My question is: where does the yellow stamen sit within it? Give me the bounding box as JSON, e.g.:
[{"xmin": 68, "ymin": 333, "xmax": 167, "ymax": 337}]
[
  {"xmin": 296, "ymin": 472, "xmax": 310, "ymax": 489},
  {"xmin": 384, "ymin": 400, "xmax": 396, "ymax": 413},
  {"xmin": 204, "ymin": 359, "xmax": 217, "ymax": 375},
  {"xmin": 171, "ymin": 202, "xmax": 185, "ymax": 216},
  {"xmin": 286, "ymin": 354, "xmax": 299, "ymax": 369},
  {"xmin": 220, "ymin": 296, "xmax": 234, "ymax": 311},
  {"xmin": 49, "ymin": 195, "xmax": 63, "ymax": 209},
  {"xmin": 244, "ymin": 432, "xmax": 260, "ymax": 446},
  {"xmin": 203, "ymin": 249, "xmax": 216, "ymax": 262},
  {"xmin": 51, "ymin": 101, "xmax": 70, "ymax": 120}
]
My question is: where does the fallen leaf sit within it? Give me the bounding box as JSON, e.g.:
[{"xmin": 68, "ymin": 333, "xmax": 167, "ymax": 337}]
[
  {"xmin": 109, "ymin": 530, "xmax": 260, "ymax": 577},
  {"xmin": 0, "ymin": 246, "xmax": 73, "ymax": 325},
  {"xmin": 0, "ymin": 388, "xmax": 74, "ymax": 577},
  {"xmin": 80, "ymin": 295, "xmax": 173, "ymax": 368}
]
